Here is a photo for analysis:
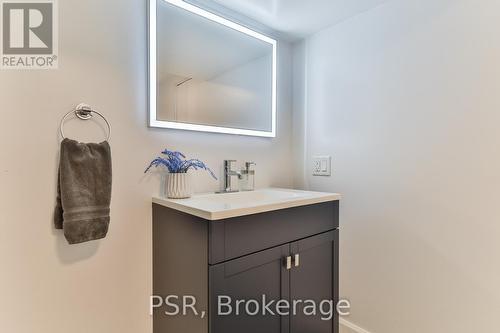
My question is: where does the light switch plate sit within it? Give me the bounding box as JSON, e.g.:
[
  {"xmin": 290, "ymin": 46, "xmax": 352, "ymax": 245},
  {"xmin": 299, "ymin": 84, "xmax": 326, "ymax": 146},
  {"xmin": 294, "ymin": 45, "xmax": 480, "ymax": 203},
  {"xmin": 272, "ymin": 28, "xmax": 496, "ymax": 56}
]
[{"xmin": 313, "ymin": 156, "xmax": 331, "ymax": 176}]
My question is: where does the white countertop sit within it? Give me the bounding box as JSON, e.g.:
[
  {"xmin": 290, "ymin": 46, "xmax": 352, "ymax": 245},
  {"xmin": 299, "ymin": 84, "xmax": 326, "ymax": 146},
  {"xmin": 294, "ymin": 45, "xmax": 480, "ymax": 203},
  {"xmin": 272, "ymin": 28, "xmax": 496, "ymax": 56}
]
[{"xmin": 152, "ymin": 188, "xmax": 341, "ymax": 221}]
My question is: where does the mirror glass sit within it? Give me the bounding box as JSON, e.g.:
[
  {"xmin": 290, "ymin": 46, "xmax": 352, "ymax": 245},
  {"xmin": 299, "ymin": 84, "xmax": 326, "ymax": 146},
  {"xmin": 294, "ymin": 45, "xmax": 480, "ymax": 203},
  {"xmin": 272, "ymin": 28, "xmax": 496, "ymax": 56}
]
[{"xmin": 149, "ymin": 0, "xmax": 277, "ymax": 137}]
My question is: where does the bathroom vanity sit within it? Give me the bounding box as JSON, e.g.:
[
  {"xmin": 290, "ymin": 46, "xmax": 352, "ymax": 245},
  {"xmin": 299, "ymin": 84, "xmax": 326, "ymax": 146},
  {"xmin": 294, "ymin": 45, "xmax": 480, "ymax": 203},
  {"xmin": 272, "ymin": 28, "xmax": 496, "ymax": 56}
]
[{"xmin": 152, "ymin": 188, "xmax": 341, "ymax": 333}]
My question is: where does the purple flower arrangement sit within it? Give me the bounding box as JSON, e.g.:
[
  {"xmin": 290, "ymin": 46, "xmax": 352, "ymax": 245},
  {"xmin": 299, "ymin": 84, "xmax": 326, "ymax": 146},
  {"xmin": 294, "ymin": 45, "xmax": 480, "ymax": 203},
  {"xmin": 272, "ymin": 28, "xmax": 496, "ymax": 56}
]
[{"xmin": 145, "ymin": 149, "xmax": 217, "ymax": 179}]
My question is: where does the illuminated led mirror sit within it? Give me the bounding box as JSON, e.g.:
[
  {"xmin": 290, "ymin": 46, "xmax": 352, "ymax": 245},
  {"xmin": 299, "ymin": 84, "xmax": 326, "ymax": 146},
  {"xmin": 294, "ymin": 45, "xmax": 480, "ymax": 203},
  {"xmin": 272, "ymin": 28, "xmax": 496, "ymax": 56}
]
[{"xmin": 149, "ymin": 0, "xmax": 277, "ymax": 137}]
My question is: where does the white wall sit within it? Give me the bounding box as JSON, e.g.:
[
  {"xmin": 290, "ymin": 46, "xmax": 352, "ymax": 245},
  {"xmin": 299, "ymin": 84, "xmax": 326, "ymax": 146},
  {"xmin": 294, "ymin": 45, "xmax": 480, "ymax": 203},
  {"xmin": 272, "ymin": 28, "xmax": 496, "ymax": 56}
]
[
  {"xmin": 293, "ymin": 0, "xmax": 500, "ymax": 332},
  {"xmin": 0, "ymin": 0, "xmax": 293, "ymax": 332}
]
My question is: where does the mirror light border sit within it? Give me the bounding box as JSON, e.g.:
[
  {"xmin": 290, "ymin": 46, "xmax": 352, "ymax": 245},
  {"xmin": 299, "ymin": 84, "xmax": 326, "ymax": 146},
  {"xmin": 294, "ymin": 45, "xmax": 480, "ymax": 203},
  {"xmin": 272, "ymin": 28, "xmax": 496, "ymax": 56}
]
[{"xmin": 148, "ymin": 0, "xmax": 277, "ymax": 138}]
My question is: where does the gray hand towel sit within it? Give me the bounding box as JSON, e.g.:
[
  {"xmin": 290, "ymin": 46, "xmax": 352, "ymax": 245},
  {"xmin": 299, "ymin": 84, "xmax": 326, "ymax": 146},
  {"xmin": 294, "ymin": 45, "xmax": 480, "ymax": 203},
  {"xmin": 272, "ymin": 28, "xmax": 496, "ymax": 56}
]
[{"xmin": 54, "ymin": 138, "xmax": 112, "ymax": 244}]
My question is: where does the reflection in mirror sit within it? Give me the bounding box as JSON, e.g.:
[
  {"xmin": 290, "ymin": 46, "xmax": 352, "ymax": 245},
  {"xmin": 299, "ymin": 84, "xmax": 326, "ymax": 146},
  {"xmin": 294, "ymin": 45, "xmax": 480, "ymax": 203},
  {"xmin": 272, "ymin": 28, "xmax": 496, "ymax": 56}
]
[{"xmin": 149, "ymin": 0, "xmax": 277, "ymax": 137}]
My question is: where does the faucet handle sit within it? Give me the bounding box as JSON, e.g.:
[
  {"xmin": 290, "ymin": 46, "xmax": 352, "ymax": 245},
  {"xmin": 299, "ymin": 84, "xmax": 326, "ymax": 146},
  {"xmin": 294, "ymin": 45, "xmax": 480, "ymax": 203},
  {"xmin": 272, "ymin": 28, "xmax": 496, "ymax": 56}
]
[
  {"xmin": 245, "ymin": 162, "xmax": 256, "ymax": 169},
  {"xmin": 242, "ymin": 162, "xmax": 256, "ymax": 176},
  {"xmin": 241, "ymin": 162, "xmax": 256, "ymax": 190}
]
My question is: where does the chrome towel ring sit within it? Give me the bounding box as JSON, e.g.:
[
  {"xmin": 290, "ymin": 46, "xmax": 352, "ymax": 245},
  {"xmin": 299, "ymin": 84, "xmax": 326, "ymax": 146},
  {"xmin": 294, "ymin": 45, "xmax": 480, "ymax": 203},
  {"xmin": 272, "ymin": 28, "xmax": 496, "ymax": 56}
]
[{"xmin": 60, "ymin": 103, "xmax": 111, "ymax": 141}]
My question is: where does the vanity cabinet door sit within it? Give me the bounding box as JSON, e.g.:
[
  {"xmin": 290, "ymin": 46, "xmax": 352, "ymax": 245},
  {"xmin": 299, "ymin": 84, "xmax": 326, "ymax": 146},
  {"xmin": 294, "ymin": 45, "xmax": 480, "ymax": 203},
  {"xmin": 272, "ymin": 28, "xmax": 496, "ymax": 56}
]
[
  {"xmin": 290, "ymin": 230, "xmax": 339, "ymax": 333},
  {"xmin": 209, "ymin": 244, "xmax": 290, "ymax": 333}
]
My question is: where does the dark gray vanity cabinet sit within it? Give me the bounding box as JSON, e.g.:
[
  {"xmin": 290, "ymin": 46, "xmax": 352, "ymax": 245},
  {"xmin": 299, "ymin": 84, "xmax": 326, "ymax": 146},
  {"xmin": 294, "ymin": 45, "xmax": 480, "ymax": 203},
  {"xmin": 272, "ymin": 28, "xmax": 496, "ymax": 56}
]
[
  {"xmin": 290, "ymin": 231, "xmax": 339, "ymax": 333},
  {"xmin": 153, "ymin": 200, "xmax": 339, "ymax": 333},
  {"xmin": 210, "ymin": 244, "xmax": 290, "ymax": 333}
]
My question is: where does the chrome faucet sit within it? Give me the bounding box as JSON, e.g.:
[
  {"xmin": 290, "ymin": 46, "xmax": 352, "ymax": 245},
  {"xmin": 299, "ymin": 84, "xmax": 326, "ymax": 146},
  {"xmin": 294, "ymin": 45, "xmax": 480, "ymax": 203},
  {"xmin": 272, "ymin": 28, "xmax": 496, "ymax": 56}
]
[{"xmin": 221, "ymin": 160, "xmax": 241, "ymax": 193}]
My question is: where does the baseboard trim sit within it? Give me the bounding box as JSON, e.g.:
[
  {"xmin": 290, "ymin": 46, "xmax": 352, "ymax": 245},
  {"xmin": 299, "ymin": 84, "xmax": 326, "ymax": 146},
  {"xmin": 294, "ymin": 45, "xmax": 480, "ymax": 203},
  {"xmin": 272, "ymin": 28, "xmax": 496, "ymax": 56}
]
[{"xmin": 340, "ymin": 318, "xmax": 373, "ymax": 333}]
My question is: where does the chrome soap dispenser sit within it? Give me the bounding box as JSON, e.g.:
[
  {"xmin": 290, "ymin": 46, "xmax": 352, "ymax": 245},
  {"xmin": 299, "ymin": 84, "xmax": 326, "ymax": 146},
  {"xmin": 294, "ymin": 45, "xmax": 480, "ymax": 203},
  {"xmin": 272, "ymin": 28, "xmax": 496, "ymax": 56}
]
[{"xmin": 240, "ymin": 162, "xmax": 256, "ymax": 191}]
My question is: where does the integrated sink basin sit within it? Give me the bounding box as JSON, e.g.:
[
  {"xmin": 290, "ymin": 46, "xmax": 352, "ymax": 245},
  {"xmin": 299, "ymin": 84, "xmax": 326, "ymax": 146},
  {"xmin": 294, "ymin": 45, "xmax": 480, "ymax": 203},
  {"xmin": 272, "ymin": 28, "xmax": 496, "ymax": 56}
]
[{"xmin": 153, "ymin": 188, "xmax": 341, "ymax": 220}]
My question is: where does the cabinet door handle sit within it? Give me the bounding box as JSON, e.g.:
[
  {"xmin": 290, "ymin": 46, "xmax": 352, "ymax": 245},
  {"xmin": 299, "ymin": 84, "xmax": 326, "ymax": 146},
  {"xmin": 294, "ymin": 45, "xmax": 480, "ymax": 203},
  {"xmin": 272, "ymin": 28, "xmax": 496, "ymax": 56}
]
[
  {"xmin": 294, "ymin": 254, "xmax": 300, "ymax": 267},
  {"xmin": 285, "ymin": 256, "xmax": 292, "ymax": 270}
]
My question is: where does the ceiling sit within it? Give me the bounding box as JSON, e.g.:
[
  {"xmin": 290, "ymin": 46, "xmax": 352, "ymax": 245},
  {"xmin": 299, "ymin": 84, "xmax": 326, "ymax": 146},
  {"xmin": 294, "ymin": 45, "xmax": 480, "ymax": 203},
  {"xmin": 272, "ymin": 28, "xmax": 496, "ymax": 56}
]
[{"xmin": 209, "ymin": 0, "xmax": 388, "ymax": 40}]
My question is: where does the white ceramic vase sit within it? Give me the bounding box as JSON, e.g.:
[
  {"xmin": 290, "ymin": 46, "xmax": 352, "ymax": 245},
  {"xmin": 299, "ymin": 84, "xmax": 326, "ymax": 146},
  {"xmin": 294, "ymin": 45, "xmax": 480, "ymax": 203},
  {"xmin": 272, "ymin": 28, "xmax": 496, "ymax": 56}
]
[{"xmin": 165, "ymin": 173, "xmax": 192, "ymax": 199}]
